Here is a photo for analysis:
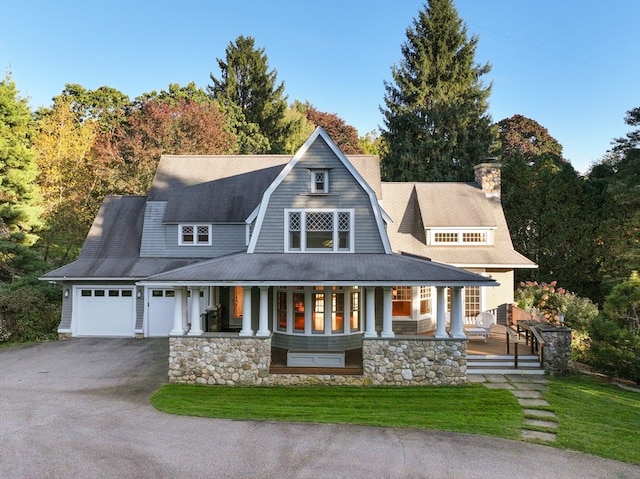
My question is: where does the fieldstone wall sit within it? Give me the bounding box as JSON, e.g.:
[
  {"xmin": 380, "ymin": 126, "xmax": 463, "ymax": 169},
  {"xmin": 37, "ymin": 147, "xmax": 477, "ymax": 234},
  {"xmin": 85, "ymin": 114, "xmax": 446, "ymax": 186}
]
[
  {"xmin": 169, "ymin": 335, "xmax": 271, "ymax": 385},
  {"xmin": 363, "ymin": 337, "xmax": 467, "ymax": 385},
  {"xmin": 538, "ymin": 326, "xmax": 572, "ymax": 376},
  {"xmin": 169, "ymin": 335, "xmax": 468, "ymax": 386}
]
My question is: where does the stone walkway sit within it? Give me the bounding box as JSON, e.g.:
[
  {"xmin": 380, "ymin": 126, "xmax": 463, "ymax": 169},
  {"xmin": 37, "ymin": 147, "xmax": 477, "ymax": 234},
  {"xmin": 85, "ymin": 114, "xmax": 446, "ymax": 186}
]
[{"xmin": 468, "ymin": 374, "xmax": 559, "ymax": 442}]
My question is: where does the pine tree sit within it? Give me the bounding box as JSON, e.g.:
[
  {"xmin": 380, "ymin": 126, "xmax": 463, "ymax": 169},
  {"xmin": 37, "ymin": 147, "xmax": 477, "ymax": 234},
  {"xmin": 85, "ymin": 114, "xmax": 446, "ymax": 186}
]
[
  {"xmin": 380, "ymin": 0, "xmax": 495, "ymax": 181},
  {"xmin": 209, "ymin": 36, "xmax": 290, "ymax": 154},
  {"xmin": 0, "ymin": 75, "xmax": 42, "ymax": 246}
]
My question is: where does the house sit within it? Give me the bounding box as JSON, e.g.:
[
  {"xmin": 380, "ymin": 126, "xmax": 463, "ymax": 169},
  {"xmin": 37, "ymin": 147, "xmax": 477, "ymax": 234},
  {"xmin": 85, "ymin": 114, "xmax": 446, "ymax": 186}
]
[{"xmin": 41, "ymin": 127, "xmax": 535, "ymax": 385}]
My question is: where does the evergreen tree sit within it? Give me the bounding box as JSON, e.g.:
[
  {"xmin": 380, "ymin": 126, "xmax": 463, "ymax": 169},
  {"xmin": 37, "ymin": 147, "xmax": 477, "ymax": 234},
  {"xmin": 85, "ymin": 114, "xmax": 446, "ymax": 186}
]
[
  {"xmin": 208, "ymin": 36, "xmax": 290, "ymax": 154},
  {"xmin": 0, "ymin": 74, "xmax": 42, "ymax": 247},
  {"xmin": 380, "ymin": 0, "xmax": 495, "ymax": 182},
  {"xmin": 498, "ymin": 115, "xmax": 597, "ymax": 299},
  {"xmin": 589, "ymin": 107, "xmax": 640, "ymax": 292}
]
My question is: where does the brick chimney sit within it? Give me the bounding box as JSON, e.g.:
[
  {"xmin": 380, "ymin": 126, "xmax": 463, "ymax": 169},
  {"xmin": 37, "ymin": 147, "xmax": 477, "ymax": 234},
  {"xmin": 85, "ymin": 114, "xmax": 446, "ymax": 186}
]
[{"xmin": 474, "ymin": 162, "xmax": 501, "ymax": 198}]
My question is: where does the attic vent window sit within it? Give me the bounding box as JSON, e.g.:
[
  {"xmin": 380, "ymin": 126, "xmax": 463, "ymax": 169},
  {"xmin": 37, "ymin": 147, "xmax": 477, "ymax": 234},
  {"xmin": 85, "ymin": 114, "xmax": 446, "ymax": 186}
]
[
  {"xmin": 311, "ymin": 170, "xmax": 329, "ymax": 193},
  {"xmin": 180, "ymin": 224, "xmax": 212, "ymax": 246}
]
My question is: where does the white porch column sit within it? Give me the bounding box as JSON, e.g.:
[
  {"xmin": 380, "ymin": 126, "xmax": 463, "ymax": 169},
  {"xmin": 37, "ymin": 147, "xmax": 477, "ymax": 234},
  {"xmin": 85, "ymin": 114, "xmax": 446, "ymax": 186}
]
[
  {"xmin": 256, "ymin": 286, "xmax": 270, "ymax": 336},
  {"xmin": 187, "ymin": 287, "xmax": 203, "ymax": 336},
  {"xmin": 435, "ymin": 286, "xmax": 449, "ymax": 338},
  {"xmin": 381, "ymin": 286, "xmax": 395, "ymax": 338},
  {"xmin": 239, "ymin": 286, "xmax": 254, "ymax": 336},
  {"xmin": 170, "ymin": 287, "xmax": 185, "ymax": 335},
  {"xmin": 450, "ymin": 286, "xmax": 465, "ymax": 339},
  {"xmin": 364, "ymin": 287, "xmax": 377, "ymax": 338}
]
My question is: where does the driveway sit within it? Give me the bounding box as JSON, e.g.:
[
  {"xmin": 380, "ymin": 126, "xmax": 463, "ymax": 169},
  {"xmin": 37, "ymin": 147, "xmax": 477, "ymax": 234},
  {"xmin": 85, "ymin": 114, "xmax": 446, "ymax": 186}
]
[{"xmin": 1, "ymin": 339, "xmax": 638, "ymax": 479}]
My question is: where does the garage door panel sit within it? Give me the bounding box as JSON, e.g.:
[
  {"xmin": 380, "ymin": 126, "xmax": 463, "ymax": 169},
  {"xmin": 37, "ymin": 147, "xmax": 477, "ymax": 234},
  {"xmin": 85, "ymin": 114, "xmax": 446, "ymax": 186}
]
[
  {"xmin": 75, "ymin": 288, "xmax": 135, "ymax": 337},
  {"xmin": 147, "ymin": 289, "xmax": 175, "ymax": 337}
]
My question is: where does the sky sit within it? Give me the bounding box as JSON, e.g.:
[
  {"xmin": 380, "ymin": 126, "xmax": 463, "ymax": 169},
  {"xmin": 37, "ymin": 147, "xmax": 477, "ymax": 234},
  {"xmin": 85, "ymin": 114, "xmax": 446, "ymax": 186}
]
[{"xmin": 1, "ymin": 0, "xmax": 639, "ymax": 174}]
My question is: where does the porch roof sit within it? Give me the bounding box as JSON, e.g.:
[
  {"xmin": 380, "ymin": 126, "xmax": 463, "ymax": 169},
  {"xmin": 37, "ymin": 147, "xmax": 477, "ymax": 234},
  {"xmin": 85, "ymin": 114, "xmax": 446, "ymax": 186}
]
[{"xmin": 139, "ymin": 252, "xmax": 499, "ymax": 287}]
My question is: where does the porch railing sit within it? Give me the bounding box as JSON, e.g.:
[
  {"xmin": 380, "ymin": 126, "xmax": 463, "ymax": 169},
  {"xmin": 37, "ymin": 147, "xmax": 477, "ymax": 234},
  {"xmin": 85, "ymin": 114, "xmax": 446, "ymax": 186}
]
[{"xmin": 509, "ymin": 304, "xmax": 546, "ymax": 368}]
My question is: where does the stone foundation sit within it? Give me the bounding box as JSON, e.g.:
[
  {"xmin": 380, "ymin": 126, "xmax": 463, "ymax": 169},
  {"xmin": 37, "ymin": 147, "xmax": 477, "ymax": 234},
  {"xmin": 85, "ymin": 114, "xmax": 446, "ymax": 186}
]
[
  {"xmin": 169, "ymin": 335, "xmax": 468, "ymax": 386},
  {"xmin": 169, "ymin": 335, "xmax": 272, "ymax": 385},
  {"xmin": 363, "ymin": 337, "xmax": 467, "ymax": 385}
]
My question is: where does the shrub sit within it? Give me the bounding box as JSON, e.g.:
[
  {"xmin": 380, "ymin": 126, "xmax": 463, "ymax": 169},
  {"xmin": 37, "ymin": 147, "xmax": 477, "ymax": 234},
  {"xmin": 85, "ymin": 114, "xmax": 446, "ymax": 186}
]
[
  {"xmin": 583, "ymin": 317, "xmax": 640, "ymax": 384},
  {"xmin": 515, "ymin": 280, "xmax": 598, "ymax": 328},
  {"xmin": 0, "ymin": 275, "xmax": 61, "ymax": 343}
]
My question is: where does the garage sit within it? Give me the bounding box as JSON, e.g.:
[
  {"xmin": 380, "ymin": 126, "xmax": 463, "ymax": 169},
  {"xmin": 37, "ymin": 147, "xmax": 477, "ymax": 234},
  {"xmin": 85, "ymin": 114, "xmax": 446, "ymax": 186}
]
[
  {"xmin": 147, "ymin": 288, "xmax": 175, "ymax": 336},
  {"xmin": 74, "ymin": 287, "xmax": 135, "ymax": 337}
]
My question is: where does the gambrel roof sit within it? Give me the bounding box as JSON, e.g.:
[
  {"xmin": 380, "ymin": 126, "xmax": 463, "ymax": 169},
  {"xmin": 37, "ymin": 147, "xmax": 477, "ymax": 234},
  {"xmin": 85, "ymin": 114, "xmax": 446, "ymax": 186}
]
[{"xmin": 42, "ymin": 127, "xmax": 531, "ymax": 286}]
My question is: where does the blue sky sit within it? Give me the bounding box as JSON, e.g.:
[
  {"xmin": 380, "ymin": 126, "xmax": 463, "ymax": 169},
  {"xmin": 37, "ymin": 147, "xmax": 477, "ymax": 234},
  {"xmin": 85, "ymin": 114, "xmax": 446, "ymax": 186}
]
[{"xmin": 1, "ymin": 0, "xmax": 639, "ymax": 173}]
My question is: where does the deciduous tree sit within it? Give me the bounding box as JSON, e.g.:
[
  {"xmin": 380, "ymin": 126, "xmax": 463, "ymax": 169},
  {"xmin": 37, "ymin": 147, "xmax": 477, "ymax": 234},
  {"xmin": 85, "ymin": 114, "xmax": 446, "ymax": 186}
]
[
  {"xmin": 304, "ymin": 106, "xmax": 363, "ymax": 155},
  {"xmin": 100, "ymin": 97, "xmax": 236, "ymax": 194},
  {"xmin": 34, "ymin": 95, "xmax": 97, "ymax": 264}
]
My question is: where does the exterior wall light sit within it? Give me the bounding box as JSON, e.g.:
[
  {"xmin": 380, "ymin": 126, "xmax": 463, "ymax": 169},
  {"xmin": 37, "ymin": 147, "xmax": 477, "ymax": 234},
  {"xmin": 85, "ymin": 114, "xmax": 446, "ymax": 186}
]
[
  {"xmin": 137, "ymin": 289, "xmax": 143, "ymax": 299},
  {"xmin": 64, "ymin": 289, "xmax": 69, "ymax": 298}
]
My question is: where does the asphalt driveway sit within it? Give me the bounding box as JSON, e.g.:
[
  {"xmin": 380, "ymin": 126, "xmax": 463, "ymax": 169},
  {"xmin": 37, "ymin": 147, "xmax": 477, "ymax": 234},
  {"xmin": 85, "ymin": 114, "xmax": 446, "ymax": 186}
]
[{"xmin": 1, "ymin": 338, "xmax": 638, "ymax": 479}]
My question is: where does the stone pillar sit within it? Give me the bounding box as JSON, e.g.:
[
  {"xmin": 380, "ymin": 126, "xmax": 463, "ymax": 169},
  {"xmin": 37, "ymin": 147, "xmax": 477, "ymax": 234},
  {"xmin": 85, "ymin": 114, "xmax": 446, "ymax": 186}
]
[
  {"xmin": 239, "ymin": 286, "xmax": 254, "ymax": 336},
  {"xmin": 256, "ymin": 286, "xmax": 270, "ymax": 336},
  {"xmin": 364, "ymin": 287, "xmax": 377, "ymax": 338},
  {"xmin": 170, "ymin": 287, "xmax": 185, "ymax": 335},
  {"xmin": 538, "ymin": 325, "xmax": 572, "ymax": 375},
  {"xmin": 381, "ymin": 287, "xmax": 394, "ymax": 338},
  {"xmin": 450, "ymin": 287, "xmax": 465, "ymax": 339},
  {"xmin": 435, "ymin": 286, "xmax": 448, "ymax": 338},
  {"xmin": 187, "ymin": 287, "xmax": 203, "ymax": 336}
]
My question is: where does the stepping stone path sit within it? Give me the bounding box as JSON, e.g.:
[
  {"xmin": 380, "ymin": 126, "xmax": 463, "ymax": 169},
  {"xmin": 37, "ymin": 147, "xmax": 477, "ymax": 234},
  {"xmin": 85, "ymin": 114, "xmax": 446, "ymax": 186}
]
[{"xmin": 470, "ymin": 374, "xmax": 559, "ymax": 442}]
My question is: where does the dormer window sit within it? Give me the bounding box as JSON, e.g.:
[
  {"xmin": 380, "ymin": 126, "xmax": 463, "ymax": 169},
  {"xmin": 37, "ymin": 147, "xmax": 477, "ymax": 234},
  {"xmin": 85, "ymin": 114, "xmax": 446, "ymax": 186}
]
[
  {"xmin": 427, "ymin": 229, "xmax": 493, "ymax": 245},
  {"xmin": 311, "ymin": 170, "xmax": 329, "ymax": 193},
  {"xmin": 179, "ymin": 224, "xmax": 212, "ymax": 246}
]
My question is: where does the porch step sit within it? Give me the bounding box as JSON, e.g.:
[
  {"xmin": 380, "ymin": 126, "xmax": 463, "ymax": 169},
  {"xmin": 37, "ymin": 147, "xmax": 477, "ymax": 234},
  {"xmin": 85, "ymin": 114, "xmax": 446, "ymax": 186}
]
[{"xmin": 467, "ymin": 354, "xmax": 545, "ymax": 375}]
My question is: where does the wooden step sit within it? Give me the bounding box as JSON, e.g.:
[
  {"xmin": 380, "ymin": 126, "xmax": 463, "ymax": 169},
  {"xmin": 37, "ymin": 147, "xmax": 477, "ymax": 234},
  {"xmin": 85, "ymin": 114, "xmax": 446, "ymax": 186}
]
[{"xmin": 466, "ymin": 354, "xmax": 544, "ymax": 375}]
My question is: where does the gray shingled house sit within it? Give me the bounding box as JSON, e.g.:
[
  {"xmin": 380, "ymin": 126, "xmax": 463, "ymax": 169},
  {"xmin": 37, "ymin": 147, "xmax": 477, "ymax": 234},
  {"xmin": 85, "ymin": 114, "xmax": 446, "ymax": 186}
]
[{"xmin": 42, "ymin": 127, "xmax": 535, "ymax": 385}]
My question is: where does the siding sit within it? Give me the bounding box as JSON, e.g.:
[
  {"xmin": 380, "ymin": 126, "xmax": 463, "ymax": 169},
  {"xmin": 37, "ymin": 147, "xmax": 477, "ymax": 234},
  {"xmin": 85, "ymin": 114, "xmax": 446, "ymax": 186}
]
[
  {"xmin": 59, "ymin": 281, "xmax": 73, "ymax": 330},
  {"xmin": 253, "ymin": 137, "xmax": 386, "ymax": 253},
  {"xmin": 140, "ymin": 201, "xmax": 247, "ymax": 258}
]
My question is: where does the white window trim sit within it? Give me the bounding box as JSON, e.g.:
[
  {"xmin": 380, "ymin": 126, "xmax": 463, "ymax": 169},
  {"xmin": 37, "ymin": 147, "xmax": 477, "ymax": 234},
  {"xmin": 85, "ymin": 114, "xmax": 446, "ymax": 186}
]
[
  {"xmin": 426, "ymin": 228, "xmax": 495, "ymax": 245},
  {"xmin": 272, "ymin": 286, "xmax": 361, "ymax": 336},
  {"xmin": 178, "ymin": 224, "xmax": 212, "ymax": 246},
  {"xmin": 284, "ymin": 209, "xmax": 354, "ymax": 253},
  {"xmin": 310, "ymin": 169, "xmax": 329, "ymax": 194}
]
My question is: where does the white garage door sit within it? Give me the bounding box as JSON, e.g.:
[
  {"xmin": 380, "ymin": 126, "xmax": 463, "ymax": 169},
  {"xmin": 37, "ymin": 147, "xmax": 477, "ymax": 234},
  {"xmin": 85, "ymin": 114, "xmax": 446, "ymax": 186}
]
[
  {"xmin": 147, "ymin": 289, "xmax": 175, "ymax": 337},
  {"xmin": 75, "ymin": 287, "xmax": 135, "ymax": 337}
]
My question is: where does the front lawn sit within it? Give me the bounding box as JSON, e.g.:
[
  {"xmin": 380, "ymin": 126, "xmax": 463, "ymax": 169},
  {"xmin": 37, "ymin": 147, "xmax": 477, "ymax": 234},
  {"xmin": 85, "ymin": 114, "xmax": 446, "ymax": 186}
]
[
  {"xmin": 543, "ymin": 375, "xmax": 640, "ymax": 464},
  {"xmin": 151, "ymin": 383, "xmax": 523, "ymax": 438},
  {"xmin": 151, "ymin": 374, "xmax": 640, "ymax": 464}
]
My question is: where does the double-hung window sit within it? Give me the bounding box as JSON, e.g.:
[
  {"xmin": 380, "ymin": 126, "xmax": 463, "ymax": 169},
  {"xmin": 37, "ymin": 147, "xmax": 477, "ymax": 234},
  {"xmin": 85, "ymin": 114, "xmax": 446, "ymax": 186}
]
[
  {"xmin": 311, "ymin": 170, "xmax": 329, "ymax": 193},
  {"xmin": 179, "ymin": 224, "xmax": 212, "ymax": 246},
  {"xmin": 286, "ymin": 209, "xmax": 353, "ymax": 252}
]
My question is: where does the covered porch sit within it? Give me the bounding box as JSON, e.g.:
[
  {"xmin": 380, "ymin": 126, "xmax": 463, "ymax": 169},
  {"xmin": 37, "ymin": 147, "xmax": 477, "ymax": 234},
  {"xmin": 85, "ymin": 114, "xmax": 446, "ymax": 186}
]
[{"xmin": 143, "ymin": 252, "xmax": 499, "ymax": 386}]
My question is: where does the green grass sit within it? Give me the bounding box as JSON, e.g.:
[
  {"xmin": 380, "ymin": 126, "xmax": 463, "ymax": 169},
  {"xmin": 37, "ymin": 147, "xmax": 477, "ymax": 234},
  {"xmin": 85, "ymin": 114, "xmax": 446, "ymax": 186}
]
[
  {"xmin": 151, "ymin": 375, "xmax": 640, "ymax": 464},
  {"xmin": 543, "ymin": 375, "xmax": 640, "ymax": 464},
  {"xmin": 151, "ymin": 384, "xmax": 523, "ymax": 438}
]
